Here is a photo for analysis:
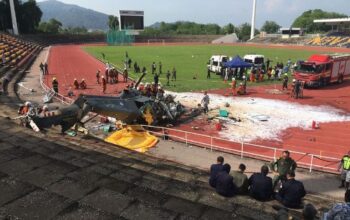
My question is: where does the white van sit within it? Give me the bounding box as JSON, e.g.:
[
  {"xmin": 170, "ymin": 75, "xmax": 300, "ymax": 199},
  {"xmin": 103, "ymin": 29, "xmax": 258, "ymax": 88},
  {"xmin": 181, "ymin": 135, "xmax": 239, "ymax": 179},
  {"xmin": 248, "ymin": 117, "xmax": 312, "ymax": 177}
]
[
  {"xmin": 207, "ymin": 55, "xmax": 229, "ymax": 74},
  {"xmin": 244, "ymin": 54, "xmax": 265, "ymax": 67}
]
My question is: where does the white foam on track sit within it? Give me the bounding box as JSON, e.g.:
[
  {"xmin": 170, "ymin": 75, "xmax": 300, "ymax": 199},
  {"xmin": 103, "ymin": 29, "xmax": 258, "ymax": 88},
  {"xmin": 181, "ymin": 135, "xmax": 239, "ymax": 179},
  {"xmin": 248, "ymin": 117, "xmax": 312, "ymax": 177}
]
[{"xmin": 167, "ymin": 92, "xmax": 350, "ymax": 142}]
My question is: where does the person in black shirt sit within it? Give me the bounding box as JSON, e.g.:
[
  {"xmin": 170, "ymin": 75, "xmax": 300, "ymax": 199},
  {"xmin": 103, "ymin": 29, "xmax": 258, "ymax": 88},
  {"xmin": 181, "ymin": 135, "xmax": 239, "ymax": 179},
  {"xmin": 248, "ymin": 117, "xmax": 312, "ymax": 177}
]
[
  {"xmin": 209, "ymin": 156, "xmax": 224, "ymax": 188},
  {"xmin": 215, "ymin": 163, "xmax": 236, "ymax": 197},
  {"xmin": 248, "ymin": 165, "xmax": 273, "ymax": 201},
  {"xmin": 275, "ymin": 170, "xmax": 306, "ymax": 208}
]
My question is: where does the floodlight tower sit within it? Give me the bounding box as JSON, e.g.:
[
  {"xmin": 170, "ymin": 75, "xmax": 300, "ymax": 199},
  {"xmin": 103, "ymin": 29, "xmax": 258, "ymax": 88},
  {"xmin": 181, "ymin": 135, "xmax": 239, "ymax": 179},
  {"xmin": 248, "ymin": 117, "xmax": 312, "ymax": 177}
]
[
  {"xmin": 250, "ymin": 0, "xmax": 257, "ymax": 40},
  {"xmin": 9, "ymin": 0, "xmax": 19, "ymax": 35}
]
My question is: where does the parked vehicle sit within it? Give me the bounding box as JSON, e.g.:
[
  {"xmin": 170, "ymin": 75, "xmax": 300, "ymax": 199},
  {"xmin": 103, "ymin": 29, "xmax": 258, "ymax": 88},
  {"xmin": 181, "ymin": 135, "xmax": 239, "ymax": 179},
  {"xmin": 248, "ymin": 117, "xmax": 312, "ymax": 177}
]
[
  {"xmin": 293, "ymin": 54, "xmax": 350, "ymax": 87},
  {"xmin": 243, "ymin": 54, "xmax": 265, "ymax": 67},
  {"xmin": 207, "ymin": 55, "xmax": 229, "ymax": 74}
]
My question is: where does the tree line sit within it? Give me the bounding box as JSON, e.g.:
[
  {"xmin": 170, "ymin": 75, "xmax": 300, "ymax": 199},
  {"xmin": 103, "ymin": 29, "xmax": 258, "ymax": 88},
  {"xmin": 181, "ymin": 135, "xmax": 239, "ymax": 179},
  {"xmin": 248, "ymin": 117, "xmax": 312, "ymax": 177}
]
[{"xmin": 0, "ymin": 1, "xmax": 348, "ymax": 39}]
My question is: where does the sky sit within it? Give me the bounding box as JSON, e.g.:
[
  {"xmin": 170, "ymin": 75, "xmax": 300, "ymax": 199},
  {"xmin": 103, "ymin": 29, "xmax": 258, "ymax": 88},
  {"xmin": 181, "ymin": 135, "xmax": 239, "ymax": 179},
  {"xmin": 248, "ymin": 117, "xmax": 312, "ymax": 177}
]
[{"xmin": 37, "ymin": 0, "xmax": 350, "ymax": 28}]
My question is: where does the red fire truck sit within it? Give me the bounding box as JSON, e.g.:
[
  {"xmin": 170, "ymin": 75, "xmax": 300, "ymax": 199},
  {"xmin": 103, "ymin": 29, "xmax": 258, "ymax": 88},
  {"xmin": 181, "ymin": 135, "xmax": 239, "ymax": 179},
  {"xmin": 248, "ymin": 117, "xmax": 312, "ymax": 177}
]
[{"xmin": 293, "ymin": 54, "xmax": 350, "ymax": 87}]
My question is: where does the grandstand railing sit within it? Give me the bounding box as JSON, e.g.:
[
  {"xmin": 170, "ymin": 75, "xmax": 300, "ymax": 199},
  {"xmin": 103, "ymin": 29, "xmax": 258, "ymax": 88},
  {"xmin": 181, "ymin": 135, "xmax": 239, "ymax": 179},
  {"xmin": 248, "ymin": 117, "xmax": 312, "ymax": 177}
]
[{"xmin": 140, "ymin": 125, "xmax": 341, "ymax": 174}]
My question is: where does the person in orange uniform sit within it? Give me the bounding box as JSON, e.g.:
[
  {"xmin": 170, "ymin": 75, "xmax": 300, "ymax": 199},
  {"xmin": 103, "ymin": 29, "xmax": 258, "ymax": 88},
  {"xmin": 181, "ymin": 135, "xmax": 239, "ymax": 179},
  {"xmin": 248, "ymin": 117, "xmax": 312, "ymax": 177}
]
[
  {"xmin": 18, "ymin": 101, "xmax": 31, "ymax": 115},
  {"xmin": 102, "ymin": 76, "xmax": 107, "ymax": 93},
  {"xmin": 231, "ymin": 77, "xmax": 237, "ymax": 96},
  {"xmin": 73, "ymin": 78, "xmax": 79, "ymax": 89},
  {"xmin": 250, "ymin": 69, "xmax": 255, "ymax": 82},
  {"xmin": 80, "ymin": 79, "xmax": 87, "ymax": 89},
  {"xmin": 237, "ymin": 83, "xmax": 245, "ymax": 95}
]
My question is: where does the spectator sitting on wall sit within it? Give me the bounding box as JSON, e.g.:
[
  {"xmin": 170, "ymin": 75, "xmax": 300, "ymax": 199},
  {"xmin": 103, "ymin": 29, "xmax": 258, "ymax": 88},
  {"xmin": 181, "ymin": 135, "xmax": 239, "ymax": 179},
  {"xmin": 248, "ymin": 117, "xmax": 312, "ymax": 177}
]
[
  {"xmin": 209, "ymin": 156, "xmax": 224, "ymax": 188},
  {"xmin": 215, "ymin": 163, "xmax": 237, "ymax": 197},
  {"xmin": 231, "ymin": 163, "xmax": 249, "ymax": 195},
  {"xmin": 248, "ymin": 165, "xmax": 273, "ymax": 201}
]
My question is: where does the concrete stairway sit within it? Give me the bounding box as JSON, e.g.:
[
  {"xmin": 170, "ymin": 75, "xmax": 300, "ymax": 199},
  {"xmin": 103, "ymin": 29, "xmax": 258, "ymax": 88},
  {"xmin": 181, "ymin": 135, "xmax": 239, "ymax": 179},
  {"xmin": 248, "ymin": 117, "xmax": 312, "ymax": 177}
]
[{"xmin": 0, "ymin": 116, "xmax": 338, "ymax": 220}]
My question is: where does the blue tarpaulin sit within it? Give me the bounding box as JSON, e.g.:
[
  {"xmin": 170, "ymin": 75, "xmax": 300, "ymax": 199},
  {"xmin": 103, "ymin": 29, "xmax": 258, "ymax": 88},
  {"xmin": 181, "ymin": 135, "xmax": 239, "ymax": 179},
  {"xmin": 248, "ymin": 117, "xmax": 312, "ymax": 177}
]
[{"xmin": 223, "ymin": 56, "xmax": 253, "ymax": 68}]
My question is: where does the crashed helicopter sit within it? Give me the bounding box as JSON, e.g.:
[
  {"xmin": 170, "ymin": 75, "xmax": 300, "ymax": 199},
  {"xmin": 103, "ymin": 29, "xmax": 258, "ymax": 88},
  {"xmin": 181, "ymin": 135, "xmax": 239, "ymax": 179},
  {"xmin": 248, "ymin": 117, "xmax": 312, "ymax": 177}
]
[{"xmin": 17, "ymin": 73, "xmax": 202, "ymax": 132}]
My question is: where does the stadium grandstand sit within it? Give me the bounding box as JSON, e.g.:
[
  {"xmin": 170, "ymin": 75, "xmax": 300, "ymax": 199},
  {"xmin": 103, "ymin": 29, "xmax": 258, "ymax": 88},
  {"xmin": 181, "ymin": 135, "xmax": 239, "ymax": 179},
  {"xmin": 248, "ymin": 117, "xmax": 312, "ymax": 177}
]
[
  {"xmin": 0, "ymin": 33, "xmax": 40, "ymax": 67},
  {"xmin": 306, "ymin": 18, "xmax": 350, "ymax": 48}
]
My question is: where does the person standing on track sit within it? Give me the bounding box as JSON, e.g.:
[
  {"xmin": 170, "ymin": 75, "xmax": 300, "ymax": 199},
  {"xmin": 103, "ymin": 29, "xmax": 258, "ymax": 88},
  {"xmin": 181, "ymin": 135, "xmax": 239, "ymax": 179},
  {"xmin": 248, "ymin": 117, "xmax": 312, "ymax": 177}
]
[
  {"xmin": 282, "ymin": 73, "xmax": 289, "ymax": 90},
  {"xmin": 231, "ymin": 78, "xmax": 237, "ymax": 96},
  {"xmin": 52, "ymin": 77, "xmax": 59, "ymax": 94},
  {"xmin": 201, "ymin": 91, "xmax": 210, "ymax": 114},
  {"xmin": 102, "ymin": 76, "xmax": 107, "ymax": 94},
  {"xmin": 73, "ymin": 78, "xmax": 79, "ymax": 90},
  {"xmin": 123, "ymin": 68, "xmax": 128, "ymax": 83},
  {"xmin": 96, "ymin": 70, "xmax": 100, "ymax": 84},
  {"xmin": 339, "ymin": 152, "xmax": 350, "ymax": 189}
]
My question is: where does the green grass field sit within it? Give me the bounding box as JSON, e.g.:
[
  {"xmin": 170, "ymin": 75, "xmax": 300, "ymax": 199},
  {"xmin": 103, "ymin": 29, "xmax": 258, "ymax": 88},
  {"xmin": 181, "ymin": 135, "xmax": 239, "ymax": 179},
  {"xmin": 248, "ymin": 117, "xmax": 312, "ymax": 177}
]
[{"xmin": 84, "ymin": 44, "xmax": 318, "ymax": 92}]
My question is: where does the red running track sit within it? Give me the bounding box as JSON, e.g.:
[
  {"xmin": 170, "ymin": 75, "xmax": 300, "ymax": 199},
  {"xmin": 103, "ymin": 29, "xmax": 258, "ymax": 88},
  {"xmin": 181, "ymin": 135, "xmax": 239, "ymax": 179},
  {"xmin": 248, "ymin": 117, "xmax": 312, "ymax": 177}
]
[
  {"xmin": 46, "ymin": 45, "xmax": 131, "ymax": 97},
  {"xmin": 46, "ymin": 44, "xmax": 350, "ymax": 173}
]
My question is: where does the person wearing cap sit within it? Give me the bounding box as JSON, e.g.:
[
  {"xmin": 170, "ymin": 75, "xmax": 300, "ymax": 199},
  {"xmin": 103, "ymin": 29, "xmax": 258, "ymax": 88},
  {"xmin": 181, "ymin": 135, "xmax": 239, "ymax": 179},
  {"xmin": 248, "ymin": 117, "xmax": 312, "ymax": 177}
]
[
  {"xmin": 339, "ymin": 151, "xmax": 350, "ymax": 189},
  {"xmin": 102, "ymin": 76, "xmax": 107, "ymax": 94},
  {"xmin": 231, "ymin": 77, "xmax": 237, "ymax": 96},
  {"xmin": 201, "ymin": 91, "xmax": 210, "ymax": 114},
  {"xmin": 18, "ymin": 101, "xmax": 32, "ymax": 115},
  {"xmin": 52, "ymin": 77, "xmax": 59, "ymax": 93},
  {"xmin": 96, "ymin": 69, "xmax": 101, "ymax": 84},
  {"xmin": 73, "ymin": 78, "xmax": 79, "ymax": 90},
  {"xmin": 282, "ymin": 73, "xmax": 289, "ymax": 90},
  {"xmin": 237, "ymin": 82, "xmax": 245, "ymax": 95},
  {"xmin": 80, "ymin": 79, "xmax": 87, "ymax": 89}
]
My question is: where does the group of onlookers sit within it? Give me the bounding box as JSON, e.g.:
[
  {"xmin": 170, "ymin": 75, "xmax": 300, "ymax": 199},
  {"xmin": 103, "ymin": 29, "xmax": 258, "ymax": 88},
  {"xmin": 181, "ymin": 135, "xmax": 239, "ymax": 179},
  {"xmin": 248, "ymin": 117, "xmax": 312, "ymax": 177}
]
[{"xmin": 209, "ymin": 151, "xmax": 350, "ymax": 219}]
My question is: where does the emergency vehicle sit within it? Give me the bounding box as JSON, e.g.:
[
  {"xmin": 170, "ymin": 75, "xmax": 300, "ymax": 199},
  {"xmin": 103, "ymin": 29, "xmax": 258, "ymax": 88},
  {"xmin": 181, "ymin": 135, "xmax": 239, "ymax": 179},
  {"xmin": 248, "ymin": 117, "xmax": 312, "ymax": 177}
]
[
  {"xmin": 207, "ymin": 55, "xmax": 229, "ymax": 74},
  {"xmin": 293, "ymin": 54, "xmax": 350, "ymax": 87}
]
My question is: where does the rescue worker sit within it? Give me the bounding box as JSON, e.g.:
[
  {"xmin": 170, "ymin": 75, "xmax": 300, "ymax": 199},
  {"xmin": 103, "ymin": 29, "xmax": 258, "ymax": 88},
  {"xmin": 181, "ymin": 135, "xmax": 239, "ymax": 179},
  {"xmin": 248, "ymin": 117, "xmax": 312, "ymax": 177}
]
[
  {"xmin": 154, "ymin": 73, "xmax": 159, "ymax": 86},
  {"xmin": 209, "ymin": 156, "xmax": 224, "ymax": 188},
  {"xmin": 291, "ymin": 79, "xmax": 296, "ymax": 98},
  {"xmin": 73, "ymin": 78, "xmax": 79, "ymax": 90},
  {"xmin": 224, "ymin": 68, "xmax": 229, "ymax": 83},
  {"xmin": 166, "ymin": 70, "xmax": 171, "ymax": 86},
  {"xmin": 18, "ymin": 101, "xmax": 31, "ymax": 115},
  {"xmin": 215, "ymin": 163, "xmax": 237, "ymax": 197},
  {"xmin": 237, "ymin": 83, "xmax": 245, "ymax": 95},
  {"xmin": 150, "ymin": 82, "xmax": 157, "ymax": 97},
  {"xmin": 80, "ymin": 79, "xmax": 87, "ymax": 89},
  {"xmin": 123, "ymin": 68, "xmax": 128, "ymax": 83},
  {"xmin": 339, "ymin": 151, "xmax": 350, "ymax": 189},
  {"xmin": 156, "ymin": 86, "xmax": 165, "ymax": 100},
  {"xmin": 275, "ymin": 170, "xmax": 306, "ymax": 208},
  {"xmin": 96, "ymin": 69, "xmax": 100, "ymax": 84},
  {"xmin": 242, "ymin": 75, "xmax": 247, "ymax": 93},
  {"xmin": 248, "ymin": 165, "xmax": 273, "ymax": 201},
  {"xmin": 39, "ymin": 105, "xmax": 49, "ymax": 116},
  {"xmin": 295, "ymin": 80, "xmax": 301, "ymax": 99},
  {"xmin": 282, "ymin": 73, "xmax": 289, "ymax": 90},
  {"xmin": 250, "ymin": 69, "xmax": 255, "ymax": 82},
  {"xmin": 102, "ymin": 76, "xmax": 107, "ymax": 94},
  {"xmin": 231, "ymin": 77, "xmax": 237, "ymax": 96},
  {"xmin": 137, "ymin": 82, "xmax": 145, "ymax": 92},
  {"xmin": 151, "ymin": 62, "xmax": 156, "ymax": 74},
  {"xmin": 145, "ymin": 83, "xmax": 152, "ymax": 97},
  {"xmin": 270, "ymin": 150, "xmax": 297, "ymax": 189},
  {"xmin": 201, "ymin": 91, "xmax": 210, "ymax": 114},
  {"xmin": 52, "ymin": 77, "xmax": 59, "ymax": 94},
  {"xmin": 231, "ymin": 163, "xmax": 249, "ymax": 195}
]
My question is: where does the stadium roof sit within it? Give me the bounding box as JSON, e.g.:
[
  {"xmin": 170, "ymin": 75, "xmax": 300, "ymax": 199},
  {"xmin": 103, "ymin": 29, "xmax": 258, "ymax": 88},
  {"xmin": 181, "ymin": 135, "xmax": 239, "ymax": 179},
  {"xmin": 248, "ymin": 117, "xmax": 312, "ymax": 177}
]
[{"xmin": 313, "ymin": 18, "xmax": 350, "ymax": 25}]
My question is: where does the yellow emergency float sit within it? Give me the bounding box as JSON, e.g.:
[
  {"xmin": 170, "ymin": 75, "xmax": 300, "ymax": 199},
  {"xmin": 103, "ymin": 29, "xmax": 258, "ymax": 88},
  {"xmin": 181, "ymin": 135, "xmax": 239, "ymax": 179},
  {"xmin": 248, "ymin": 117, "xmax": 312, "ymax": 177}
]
[{"xmin": 104, "ymin": 125, "xmax": 158, "ymax": 153}]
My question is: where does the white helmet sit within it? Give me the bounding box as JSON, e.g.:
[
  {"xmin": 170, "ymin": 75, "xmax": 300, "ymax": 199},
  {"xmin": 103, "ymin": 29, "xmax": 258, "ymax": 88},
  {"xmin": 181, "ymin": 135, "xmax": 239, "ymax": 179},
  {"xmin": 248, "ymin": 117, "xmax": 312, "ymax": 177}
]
[
  {"xmin": 232, "ymin": 78, "xmax": 236, "ymax": 81},
  {"xmin": 139, "ymin": 82, "xmax": 144, "ymax": 86},
  {"xmin": 243, "ymin": 76, "xmax": 246, "ymax": 79},
  {"xmin": 24, "ymin": 101, "xmax": 32, "ymax": 106},
  {"xmin": 293, "ymin": 79, "xmax": 296, "ymax": 82},
  {"xmin": 43, "ymin": 105, "xmax": 48, "ymax": 110}
]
